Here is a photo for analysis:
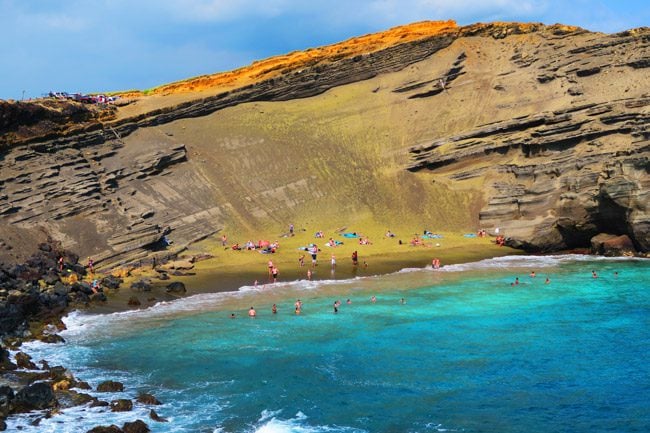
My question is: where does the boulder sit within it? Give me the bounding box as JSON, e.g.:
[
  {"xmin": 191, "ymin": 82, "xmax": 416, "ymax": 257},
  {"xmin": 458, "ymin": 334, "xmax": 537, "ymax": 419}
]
[
  {"xmin": 49, "ymin": 366, "xmax": 75, "ymax": 383},
  {"xmin": 0, "ymin": 385, "xmax": 14, "ymax": 417},
  {"xmin": 76, "ymin": 381, "xmax": 92, "ymax": 390},
  {"xmin": 52, "ymin": 281, "xmax": 69, "ymax": 297},
  {"xmin": 96, "ymin": 380, "xmax": 124, "ymax": 392},
  {"xmin": 12, "ymin": 382, "xmax": 57, "ymax": 412},
  {"xmin": 127, "ymin": 296, "xmax": 141, "ymax": 307},
  {"xmin": 42, "ymin": 271, "xmax": 60, "ymax": 285},
  {"xmin": 130, "ymin": 280, "xmax": 152, "ymax": 292},
  {"xmin": 39, "ymin": 334, "xmax": 65, "ymax": 344},
  {"xmin": 101, "ymin": 275, "xmax": 123, "ymax": 290},
  {"xmin": 87, "ymin": 425, "xmax": 123, "ymax": 433},
  {"xmin": 15, "ymin": 351, "xmax": 37, "ymax": 369},
  {"xmin": 52, "ymin": 380, "xmax": 72, "ymax": 391},
  {"xmin": 122, "ymin": 420, "xmax": 150, "ymax": 433},
  {"xmin": 0, "ymin": 347, "xmax": 17, "ymax": 371},
  {"xmin": 110, "ymin": 398, "xmax": 133, "ymax": 412},
  {"xmin": 591, "ymin": 233, "xmax": 637, "ymax": 256},
  {"xmin": 90, "ymin": 292, "xmax": 107, "ymax": 302},
  {"xmin": 165, "ymin": 281, "xmax": 186, "ymax": 294},
  {"xmin": 136, "ymin": 393, "xmax": 161, "ymax": 405}
]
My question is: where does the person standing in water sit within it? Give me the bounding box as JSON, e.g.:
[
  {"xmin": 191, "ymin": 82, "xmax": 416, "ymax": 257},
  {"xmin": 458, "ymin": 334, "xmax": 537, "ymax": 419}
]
[
  {"xmin": 352, "ymin": 251, "xmax": 358, "ymax": 266},
  {"xmin": 248, "ymin": 307, "xmax": 256, "ymax": 317},
  {"xmin": 272, "ymin": 304, "xmax": 277, "ymax": 314},
  {"xmin": 331, "ymin": 254, "xmax": 336, "ymax": 269}
]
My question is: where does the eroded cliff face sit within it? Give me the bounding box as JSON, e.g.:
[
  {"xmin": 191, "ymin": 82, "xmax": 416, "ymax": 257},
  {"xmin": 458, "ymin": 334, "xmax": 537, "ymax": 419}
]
[
  {"xmin": 0, "ymin": 21, "xmax": 648, "ymax": 266},
  {"xmin": 406, "ymin": 28, "xmax": 649, "ymax": 252}
]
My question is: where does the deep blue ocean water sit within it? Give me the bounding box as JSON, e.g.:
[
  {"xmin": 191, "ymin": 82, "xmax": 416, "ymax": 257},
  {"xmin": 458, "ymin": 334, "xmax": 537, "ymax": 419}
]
[{"xmin": 9, "ymin": 255, "xmax": 650, "ymax": 433}]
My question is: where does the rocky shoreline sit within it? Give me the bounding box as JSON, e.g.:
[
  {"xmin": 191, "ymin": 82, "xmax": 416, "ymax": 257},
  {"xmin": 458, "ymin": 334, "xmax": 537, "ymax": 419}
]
[
  {"xmin": 0, "ymin": 242, "xmax": 180, "ymax": 432},
  {"xmin": 1, "ymin": 238, "xmax": 645, "ymax": 431}
]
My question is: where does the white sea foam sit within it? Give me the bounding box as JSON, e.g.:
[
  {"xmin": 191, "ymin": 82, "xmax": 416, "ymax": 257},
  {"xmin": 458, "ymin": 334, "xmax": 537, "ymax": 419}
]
[
  {"xmin": 253, "ymin": 411, "xmax": 366, "ymax": 433},
  {"xmin": 436, "ymin": 254, "xmax": 645, "ymax": 273},
  {"xmin": 40, "ymin": 254, "xmax": 647, "ymax": 343}
]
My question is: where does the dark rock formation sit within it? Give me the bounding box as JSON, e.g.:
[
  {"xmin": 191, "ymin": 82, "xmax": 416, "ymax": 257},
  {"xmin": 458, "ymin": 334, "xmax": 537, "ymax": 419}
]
[
  {"xmin": 11, "ymin": 382, "xmax": 57, "ymax": 413},
  {"xmin": 149, "ymin": 409, "xmax": 168, "ymax": 422},
  {"xmin": 96, "ymin": 380, "xmax": 124, "ymax": 392},
  {"xmin": 0, "ymin": 386, "xmax": 14, "ymax": 418},
  {"xmin": 101, "ymin": 275, "xmax": 123, "ymax": 290},
  {"xmin": 0, "ymin": 347, "xmax": 16, "ymax": 371},
  {"xmin": 591, "ymin": 233, "xmax": 637, "ymax": 256},
  {"xmin": 14, "ymin": 352, "xmax": 37, "ymax": 369},
  {"xmin": 87, "ymin": 425, "xmax": 123, "ymax": 433},
  {"xmin": 130, "ymin": 279, "xmax": 152, "ymax": 292},
  {"xmin": 136, "ymin": 393, "xmax": 161, "ymax": 405},
  {"xmin": 122, "ymin": 420, "xmax": 150, "ymax": 433},
  {"xmin": 127, "ymin": 296, "xmax": 141, "ymax": 306},
  {"xmin": 110, "ymin": 398, "xmax": 133, "ymax": 412},
  {"xmin": 165, "ymin": 281, "xmax": 186, "ymax": 294}
]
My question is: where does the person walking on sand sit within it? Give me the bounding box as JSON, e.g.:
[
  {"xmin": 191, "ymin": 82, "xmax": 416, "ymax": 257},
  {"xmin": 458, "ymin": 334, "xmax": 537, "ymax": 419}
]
[
  {"xmin": 311, "ymin": 245, "xmax": 318, "ymax": 267},
  {"xmin": 307, "ymin": 268, "xmax": 312, "ymax": 280},
  {"xmin": 289, "ymin": 223, "xmax": 294, "ymax": 235},
  {"xmin": 272, "ymin": 266, "xmax": 279, "ymax": 283},
  {"xmin": 248, "ymin": 307, "xmax": 256, "ymax": 317},
  {"xmin": 221, "ymin": 234, "xmax": 227, "ymax": 246},
  {"xmin": 268, "ymin": 260, "xmax": 274, "ymax": 278},
  {"xmin": 352, "ymin": 250, "xmax": 358, "ymax": 266},
  {"xmin": 299, "ymin": 254, "xmax": 305, "ymax": 267},
  {"xmin": 331, "ymin": 254, "xmax": 336, "ymax": 269}
]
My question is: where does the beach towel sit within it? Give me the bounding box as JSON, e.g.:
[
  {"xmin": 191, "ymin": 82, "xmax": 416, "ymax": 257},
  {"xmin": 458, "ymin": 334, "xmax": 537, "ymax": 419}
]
[
  {"xmin": 463, "ymin": 233, "xmax": 477, "ymax": 238},
  {"xmin": 422, "ymin": 234, "xmax": 443, "ymax": 239},
  {"xmin": 342, "ymin": 233, "xmax": 360, "ymax": 238}
]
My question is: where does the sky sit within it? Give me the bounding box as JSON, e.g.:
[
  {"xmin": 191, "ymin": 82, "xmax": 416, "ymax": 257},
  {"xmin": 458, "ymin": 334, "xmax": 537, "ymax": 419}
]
[{"xmin": 0, "ymin": 0, "xmax": 648, "ymax": 100}]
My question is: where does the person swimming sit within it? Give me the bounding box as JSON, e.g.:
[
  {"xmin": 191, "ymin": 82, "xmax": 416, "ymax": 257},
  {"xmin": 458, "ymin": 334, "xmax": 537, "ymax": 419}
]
[
  {"xmin": 272, "ymin": 304, "xmax": 277, "ymax": 314},
  {"xmin": 248, "ymin": 307, "xmax": 256, "ymax": 317}
]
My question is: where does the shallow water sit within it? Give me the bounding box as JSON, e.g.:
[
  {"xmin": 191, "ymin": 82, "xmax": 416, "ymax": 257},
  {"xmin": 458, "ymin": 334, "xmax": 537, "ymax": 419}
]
[{"xmin": 10, "ymin": 255, "xmax": 650, "ymax": 432}]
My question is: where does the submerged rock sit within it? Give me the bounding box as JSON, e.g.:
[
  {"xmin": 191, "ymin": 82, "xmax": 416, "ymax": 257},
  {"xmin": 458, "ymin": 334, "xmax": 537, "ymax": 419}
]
[{"xmin": 149, "ymin": 409, "xmax": 168, "ymax": 422}]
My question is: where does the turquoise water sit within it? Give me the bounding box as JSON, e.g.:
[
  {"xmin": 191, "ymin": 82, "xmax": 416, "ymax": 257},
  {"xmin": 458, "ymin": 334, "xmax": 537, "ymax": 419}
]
[{"xmin": 10, "ymin": 255, "xmax": 650, "ymax": 432}]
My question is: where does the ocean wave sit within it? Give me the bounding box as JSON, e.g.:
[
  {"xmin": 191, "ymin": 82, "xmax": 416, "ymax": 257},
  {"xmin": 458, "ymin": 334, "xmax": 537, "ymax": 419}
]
[
  {"xmin": 253, "ymin": 411, "xmax": 366, "ymax": 433},
  {"xmin": 436, "ymin": 254, "xmax": 646, "ymax": 273}
]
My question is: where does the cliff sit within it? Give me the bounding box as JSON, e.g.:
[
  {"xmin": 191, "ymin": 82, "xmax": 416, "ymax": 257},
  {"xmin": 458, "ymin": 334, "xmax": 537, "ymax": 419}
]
[{"xmin": 0, "ymin": 21, "xmax": 648, "ymax": 266}]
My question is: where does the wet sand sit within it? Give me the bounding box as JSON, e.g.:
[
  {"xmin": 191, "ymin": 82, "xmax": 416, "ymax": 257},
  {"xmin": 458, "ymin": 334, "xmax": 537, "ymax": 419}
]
[{"xmin": 88, "ymin": 242, "xmax": 521, "ymax": 314}]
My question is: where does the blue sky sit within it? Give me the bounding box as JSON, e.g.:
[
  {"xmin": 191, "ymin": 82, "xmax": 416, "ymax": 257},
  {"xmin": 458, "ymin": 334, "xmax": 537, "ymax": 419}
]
[{"xmin": 1, "ymin": 0, "xmax": 648, "ymax": 100}]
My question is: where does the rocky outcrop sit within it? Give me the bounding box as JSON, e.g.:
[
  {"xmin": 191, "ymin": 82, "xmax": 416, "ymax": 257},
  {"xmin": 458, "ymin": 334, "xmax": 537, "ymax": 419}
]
[
  {"xmin": 406, "ymin": 24, "xmax": 649, "ymax": 253},
  {"xmin": 96, "ymin": 380, "xmax": 124, "ymax": 393},
  {"xmin": 407, "ymin": 95, "xmax": 649, "ymax": 252}
]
